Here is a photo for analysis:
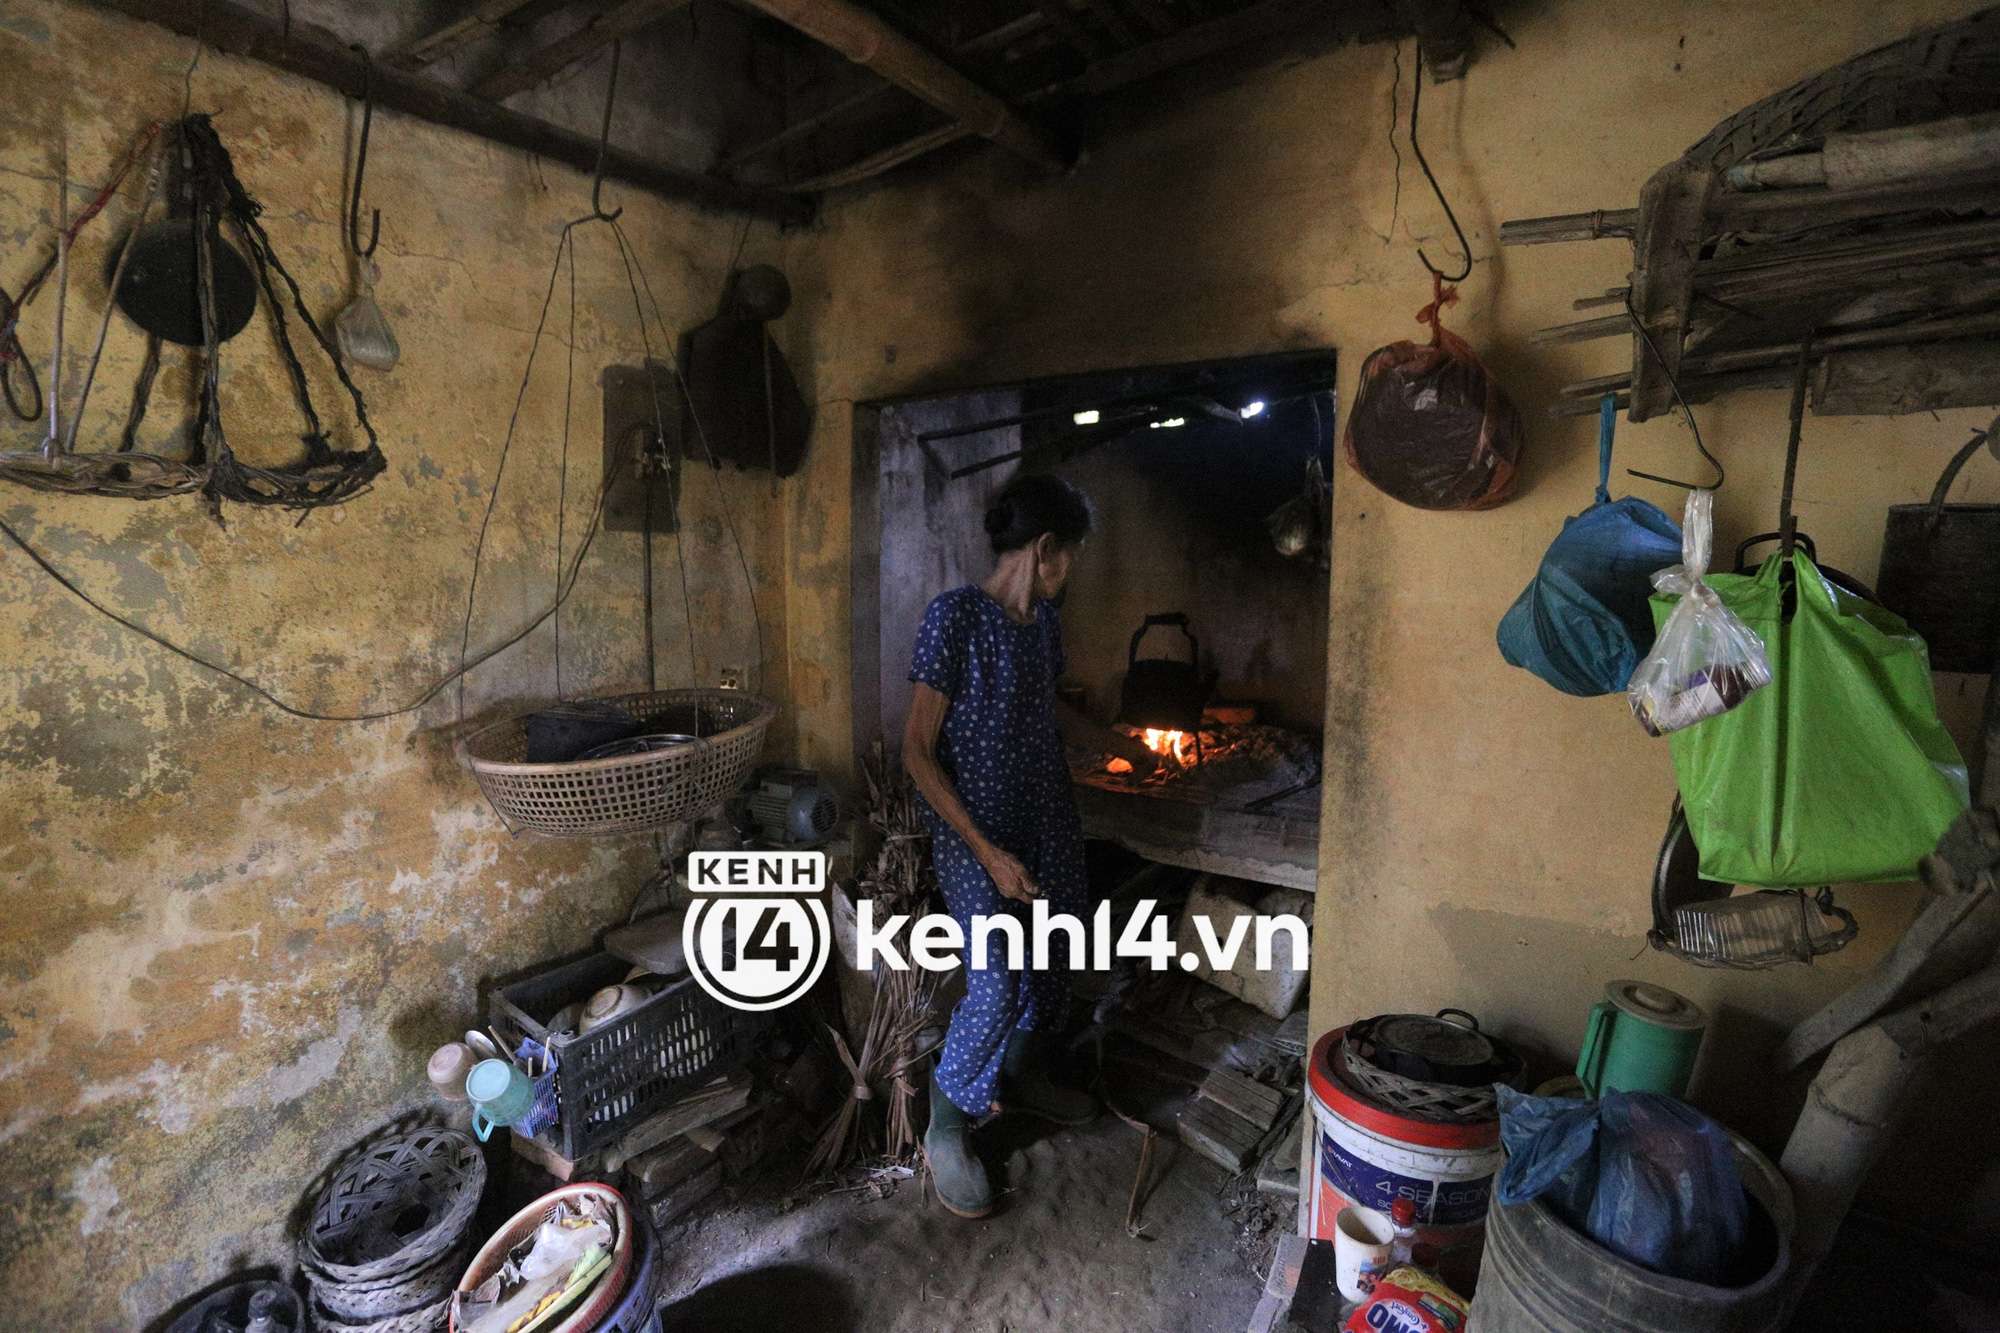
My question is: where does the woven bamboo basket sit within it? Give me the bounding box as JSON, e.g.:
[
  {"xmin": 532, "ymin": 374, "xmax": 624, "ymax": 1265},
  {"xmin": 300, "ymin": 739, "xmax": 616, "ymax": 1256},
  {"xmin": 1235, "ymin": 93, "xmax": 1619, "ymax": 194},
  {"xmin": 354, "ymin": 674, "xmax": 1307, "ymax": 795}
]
[{"xmin": 459, "ymin": 689, "xmax": 777, "ymax": 837}]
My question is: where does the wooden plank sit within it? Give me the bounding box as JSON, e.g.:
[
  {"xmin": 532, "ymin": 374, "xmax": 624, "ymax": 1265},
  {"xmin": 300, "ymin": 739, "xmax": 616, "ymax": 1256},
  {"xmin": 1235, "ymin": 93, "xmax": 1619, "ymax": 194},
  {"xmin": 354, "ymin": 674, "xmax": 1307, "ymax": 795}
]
[
  {"xmin": 1574, "ymin": 288, "xmax": 1631, "ymax": 310},
  {"xmin": 603, "ymin": 1068, "xmax": 753, "ymax": 1172},
  {"xmin": 1628, "ymin": 159, "xmax": 1714, "ymax": 421},
  {"xmin": 1498, "ymin": 209, "xmax": 1639, "ymax": 246},
  {"xmin": 646, "ymin": 1159, "xmax": 723, "ymax": 1229},
  {"xmin": 1027, "ymin": 0, "xmax": 1329, "ymax": 103},
  {"xmin": 1814, "ymin": 339, "xmax": 2000, "ymax": 415},
  {"xmin": 789, "ymin": 121, "xmax": 973, "ymax": 192},
  {"xmin": 1176, "ymin": 1096, "xmax": 1263, "ymax": 1174},
  {"xmin": 1529, "ymin": 312, "xmax": 1629, "ymax": 348},
  {"xmin": 715, "ymin": 11, "xmax": 1043, "ymax": 174},
  {"xmin": 88, "ymin": 0, "xmax": 812, "ymax": 224},
  {"xmin": 625, "ymin": 1135, "xmax": 715, "ymax": 1197},
  {"xmin": 475, "ymin": 0, "xmax": 696, "ymax": 101},
  {"xmin": 1198, "ymin": 1066, "xmax": 1284, "ymax": 1132},
  {"xmin": 387, "ymin": 0, "xmax": 545, "ymax": 71},
  {"xmin": 733, "ymin": 0, "xmax": 1063, "ymax": 172}
]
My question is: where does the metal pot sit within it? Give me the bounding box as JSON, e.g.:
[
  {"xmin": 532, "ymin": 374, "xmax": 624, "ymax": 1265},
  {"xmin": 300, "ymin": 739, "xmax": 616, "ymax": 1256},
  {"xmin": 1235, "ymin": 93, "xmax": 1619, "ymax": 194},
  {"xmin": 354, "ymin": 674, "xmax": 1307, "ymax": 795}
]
[{"xmin": 1117, "ymin": 612, "xmax": 1216, "ymax": 732}]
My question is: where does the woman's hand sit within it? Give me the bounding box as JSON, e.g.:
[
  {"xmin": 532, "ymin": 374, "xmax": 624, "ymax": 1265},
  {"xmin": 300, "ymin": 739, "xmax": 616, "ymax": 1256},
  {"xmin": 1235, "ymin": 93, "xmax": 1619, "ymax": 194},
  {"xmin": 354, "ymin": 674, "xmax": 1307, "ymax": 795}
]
[{"xmin": 976, "ymin": 843, "xmax": 1041, "ymax": 902}]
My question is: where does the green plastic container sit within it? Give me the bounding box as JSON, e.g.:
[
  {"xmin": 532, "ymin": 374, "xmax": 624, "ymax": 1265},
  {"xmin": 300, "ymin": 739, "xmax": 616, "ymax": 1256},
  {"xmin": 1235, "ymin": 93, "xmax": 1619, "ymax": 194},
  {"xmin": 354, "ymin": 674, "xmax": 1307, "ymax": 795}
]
[{"xmin": 1576, "ymin": 980, "xmax": 1707, "ymax": 1099}]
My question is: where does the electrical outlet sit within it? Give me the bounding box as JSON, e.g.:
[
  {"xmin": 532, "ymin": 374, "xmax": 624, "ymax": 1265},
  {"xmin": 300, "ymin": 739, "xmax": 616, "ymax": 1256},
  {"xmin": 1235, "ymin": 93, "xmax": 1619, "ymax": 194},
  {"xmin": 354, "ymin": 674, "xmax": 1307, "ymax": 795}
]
[{"xmin": 601, "ymin": 362, "xmax": 683, "ymax": 533}]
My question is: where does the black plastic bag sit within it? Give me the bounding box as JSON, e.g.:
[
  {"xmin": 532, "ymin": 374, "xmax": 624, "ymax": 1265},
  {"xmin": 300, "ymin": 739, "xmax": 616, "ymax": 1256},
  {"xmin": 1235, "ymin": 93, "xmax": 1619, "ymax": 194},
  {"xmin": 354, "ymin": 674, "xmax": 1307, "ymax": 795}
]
[{"xmin": 1343, "ymin": 282, "xmax": 1522, "ymax": 511}]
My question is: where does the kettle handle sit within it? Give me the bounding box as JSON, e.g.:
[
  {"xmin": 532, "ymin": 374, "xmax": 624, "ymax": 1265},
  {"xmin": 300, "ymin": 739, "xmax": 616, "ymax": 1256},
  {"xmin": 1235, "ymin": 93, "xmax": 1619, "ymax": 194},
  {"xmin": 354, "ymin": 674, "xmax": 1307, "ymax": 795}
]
[
  {"xmin": 1921, "ymin": 420, "xmax": 2000, "ymax": 535},
  {"xmin": 1434, "ymin": 1008, "xmax": 1481, "ymax": 1032},
  {"xmin": 1129, "ymin": 612, "xmax": 1198, "ymax": 670}
]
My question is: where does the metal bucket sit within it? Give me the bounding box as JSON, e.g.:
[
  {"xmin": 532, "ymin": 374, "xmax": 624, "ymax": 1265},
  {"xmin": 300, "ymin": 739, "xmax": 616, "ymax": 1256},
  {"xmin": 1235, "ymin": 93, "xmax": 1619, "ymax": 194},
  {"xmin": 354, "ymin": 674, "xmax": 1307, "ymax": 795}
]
[{"xmin": 1876, "ymin": 418, "xmax": 2000, "ymax": 673}]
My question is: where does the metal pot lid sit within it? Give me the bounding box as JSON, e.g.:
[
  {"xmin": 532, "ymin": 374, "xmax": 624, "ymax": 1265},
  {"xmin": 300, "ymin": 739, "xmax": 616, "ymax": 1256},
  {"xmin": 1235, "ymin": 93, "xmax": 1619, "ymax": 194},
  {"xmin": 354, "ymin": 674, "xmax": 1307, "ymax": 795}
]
[
  {"xmin": 1605, "ymin": 978, "xmax": 1708, "ymax": 1030},
  {"xmin": 579, "ymin": 732, "xmax": 701, "ymax": 760},
  {"xmin": 1367, "ymin": 1013, "xmax": 1497, "ymax": 1071}
]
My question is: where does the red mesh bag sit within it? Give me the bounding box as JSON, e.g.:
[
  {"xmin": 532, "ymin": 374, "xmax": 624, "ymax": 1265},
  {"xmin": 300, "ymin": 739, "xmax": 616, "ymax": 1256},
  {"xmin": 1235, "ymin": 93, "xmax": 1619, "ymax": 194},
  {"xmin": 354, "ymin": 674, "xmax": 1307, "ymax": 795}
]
[{"xmin": 1343, "ymin": 279, "xmax": 1522, "ymax": 511}]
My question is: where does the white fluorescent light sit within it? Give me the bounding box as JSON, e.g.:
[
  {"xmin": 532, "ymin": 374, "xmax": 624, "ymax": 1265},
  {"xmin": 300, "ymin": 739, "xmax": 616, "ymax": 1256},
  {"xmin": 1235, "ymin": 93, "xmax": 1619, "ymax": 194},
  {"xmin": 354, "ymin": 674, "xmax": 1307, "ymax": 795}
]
[
  {"xmin": 1072, "ymin": 409, "xmax": 1101, "ymax": 425},
  {"xmin": 1149, "ymin": 417, "xmax": 1186, "ymax": 429},
  {"xmin": 1241, "ymin": 401, "xmax": 1266, "ymax": 419}
]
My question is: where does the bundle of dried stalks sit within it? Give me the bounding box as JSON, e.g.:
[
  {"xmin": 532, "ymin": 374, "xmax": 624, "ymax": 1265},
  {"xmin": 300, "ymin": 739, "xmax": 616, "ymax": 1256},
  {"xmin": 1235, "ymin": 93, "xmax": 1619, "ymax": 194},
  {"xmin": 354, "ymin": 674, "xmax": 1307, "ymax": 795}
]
[{"xmin": 802, "ymin": 741, "xmax": 941, "ymax": 1180}]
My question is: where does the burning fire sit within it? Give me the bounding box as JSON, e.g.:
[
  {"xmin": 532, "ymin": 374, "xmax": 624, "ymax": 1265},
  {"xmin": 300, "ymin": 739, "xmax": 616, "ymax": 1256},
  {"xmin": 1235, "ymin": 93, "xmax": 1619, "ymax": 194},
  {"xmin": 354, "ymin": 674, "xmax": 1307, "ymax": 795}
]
[{"xmin": 1103, "ymin": 728, "xmax": 1197, "ymax": 776}]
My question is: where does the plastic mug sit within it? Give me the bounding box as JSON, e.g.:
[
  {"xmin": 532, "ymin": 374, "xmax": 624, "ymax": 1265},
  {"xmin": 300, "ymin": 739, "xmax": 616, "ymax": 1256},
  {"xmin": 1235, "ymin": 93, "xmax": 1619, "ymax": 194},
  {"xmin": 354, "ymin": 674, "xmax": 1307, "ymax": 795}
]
[
  {"xmin": 465, "ymin": 1058, "xmax": 534, "ymax": 1142},
  {"xmin": 1576, "ymin": 979, "xmax": 1707, "ymax": 1099},
  {"xmin": 1334, "ymin": 1205, "xmax": 1395, "ymax": 1301}
]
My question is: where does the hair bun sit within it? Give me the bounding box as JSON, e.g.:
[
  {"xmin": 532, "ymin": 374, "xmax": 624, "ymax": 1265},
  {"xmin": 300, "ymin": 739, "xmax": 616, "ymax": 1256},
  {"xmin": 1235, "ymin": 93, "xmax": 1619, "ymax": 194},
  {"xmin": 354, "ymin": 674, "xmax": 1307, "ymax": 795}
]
[{"xmin": 982, "ymin": 500, "xmax": 1013, "ymax": 535}]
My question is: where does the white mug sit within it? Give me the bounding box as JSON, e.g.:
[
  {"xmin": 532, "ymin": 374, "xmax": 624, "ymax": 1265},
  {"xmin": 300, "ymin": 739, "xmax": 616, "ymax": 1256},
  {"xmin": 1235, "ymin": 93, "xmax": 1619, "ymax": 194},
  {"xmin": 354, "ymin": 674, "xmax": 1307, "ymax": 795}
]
[{"xmin": 1334, "ymin": 1205, "xmax": 1396, "ymax": 1301}]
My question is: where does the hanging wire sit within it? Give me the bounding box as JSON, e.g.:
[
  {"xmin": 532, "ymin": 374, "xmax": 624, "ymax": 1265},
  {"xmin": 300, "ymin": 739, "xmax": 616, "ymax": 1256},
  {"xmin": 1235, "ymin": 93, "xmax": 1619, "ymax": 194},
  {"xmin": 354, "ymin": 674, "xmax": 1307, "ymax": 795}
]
[
  {"xmin": 611, "ymin": 219, "xmax": 769, "ymax": 695},
  {"xmin": 1407, "ymin": 40, "xmax": 1472, "ymax": 284},
  {"xmin": 346, "ymin": 45, "xmax": 382, "ymax": 259},
  {"xmin": 554, "ymin": 223, "xmax": 578, "ymax": 700},
  {"xmin": 590, "ymin": 41, "xmax": 625, "ymax": 224},
  {"xmin": 1621, "ymin": 291, "xmax": 1727, "ymax": 492},
  {"xmin": 3, "ymin": 53, "xmax": 763, "ymax": 722},
  {"xmin": 1385, "ymin": 41, "xmax": 1403, "ymax": 243}
]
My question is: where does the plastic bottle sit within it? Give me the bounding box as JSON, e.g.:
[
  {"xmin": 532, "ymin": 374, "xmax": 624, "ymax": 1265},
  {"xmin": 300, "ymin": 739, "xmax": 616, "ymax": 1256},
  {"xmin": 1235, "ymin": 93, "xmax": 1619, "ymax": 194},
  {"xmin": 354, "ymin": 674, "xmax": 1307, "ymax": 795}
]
[
  {"xmin": 243, "ymin": 1291, "xmax": 280, "ymax": 1333},
  {"xmin": 1388, "ymin": 1198, "xmax": 1419, "ymax": 1267}
]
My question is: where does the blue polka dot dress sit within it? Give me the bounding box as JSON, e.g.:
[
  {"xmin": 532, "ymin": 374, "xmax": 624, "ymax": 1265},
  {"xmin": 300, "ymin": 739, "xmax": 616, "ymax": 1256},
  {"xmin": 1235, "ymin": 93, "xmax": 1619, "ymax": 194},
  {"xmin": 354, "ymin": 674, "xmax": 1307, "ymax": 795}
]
[{"xmin": 910, "ymin": 584, "xmax": 1088, "ymax": 1116}]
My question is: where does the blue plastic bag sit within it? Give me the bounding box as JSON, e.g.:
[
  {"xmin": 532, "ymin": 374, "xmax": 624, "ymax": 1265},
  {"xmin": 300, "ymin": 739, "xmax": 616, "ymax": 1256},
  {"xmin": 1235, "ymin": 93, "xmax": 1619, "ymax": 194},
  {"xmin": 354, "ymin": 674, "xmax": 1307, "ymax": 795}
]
[
  {"xmin": 1498, "ymin": 397, "xmax": 1683, "ymax": 696},
  {"xmin": 1495, "ymin": 1086, "xmax": 1748, "ymax": 1284}
]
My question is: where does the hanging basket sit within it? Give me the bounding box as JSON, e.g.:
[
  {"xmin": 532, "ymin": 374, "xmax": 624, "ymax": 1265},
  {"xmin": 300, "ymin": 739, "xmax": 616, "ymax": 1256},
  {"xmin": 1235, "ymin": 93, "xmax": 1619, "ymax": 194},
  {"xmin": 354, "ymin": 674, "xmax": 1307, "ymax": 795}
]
[{"xmin": 459, "ymin": 689, "xmax": 777, "ymax": 837}]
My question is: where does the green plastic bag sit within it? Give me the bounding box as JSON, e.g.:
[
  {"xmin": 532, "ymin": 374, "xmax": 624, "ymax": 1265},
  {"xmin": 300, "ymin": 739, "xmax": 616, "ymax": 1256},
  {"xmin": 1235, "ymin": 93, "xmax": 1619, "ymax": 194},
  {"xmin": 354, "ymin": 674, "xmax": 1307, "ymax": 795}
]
[{"xmin": 1663, "ymin": 551, "xmax": 1968, "ymax": 886}]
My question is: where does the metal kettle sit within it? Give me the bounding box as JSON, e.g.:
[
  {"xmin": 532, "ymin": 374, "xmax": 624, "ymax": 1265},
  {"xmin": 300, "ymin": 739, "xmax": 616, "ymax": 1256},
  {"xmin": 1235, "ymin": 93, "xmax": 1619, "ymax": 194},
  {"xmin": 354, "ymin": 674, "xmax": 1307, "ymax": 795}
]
[{"xmin": 1118, "ymin": 613, "xmax": 1216, "ymax": 733}]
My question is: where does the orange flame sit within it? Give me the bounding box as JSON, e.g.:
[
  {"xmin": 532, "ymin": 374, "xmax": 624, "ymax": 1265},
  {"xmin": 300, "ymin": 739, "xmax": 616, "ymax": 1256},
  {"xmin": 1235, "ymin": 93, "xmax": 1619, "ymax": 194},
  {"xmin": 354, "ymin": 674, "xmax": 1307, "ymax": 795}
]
[{"xmin": 1142, "ymin": 728, "xmax": 1193, "ymax": 764}]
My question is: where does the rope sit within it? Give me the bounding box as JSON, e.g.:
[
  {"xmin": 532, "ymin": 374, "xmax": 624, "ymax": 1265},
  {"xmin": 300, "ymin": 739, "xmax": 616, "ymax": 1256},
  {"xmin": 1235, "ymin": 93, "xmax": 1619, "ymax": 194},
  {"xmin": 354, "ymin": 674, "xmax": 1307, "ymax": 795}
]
[{"xmin": 1413, "ymin": 271, "xmax": 1458, "ymax": 348}]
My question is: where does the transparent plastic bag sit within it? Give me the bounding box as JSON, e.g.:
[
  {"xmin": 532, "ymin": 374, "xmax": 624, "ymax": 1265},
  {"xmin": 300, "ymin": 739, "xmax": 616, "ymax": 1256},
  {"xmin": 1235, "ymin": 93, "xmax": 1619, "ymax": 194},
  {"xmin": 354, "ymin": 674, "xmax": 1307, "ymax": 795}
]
[
  {"xmin": 335, "ymin": 258, "xmax": 400, "ymax": 372},
  {"xmin": 1627, "ymin": 489, "xmax": 1771, "ymax": 736}
]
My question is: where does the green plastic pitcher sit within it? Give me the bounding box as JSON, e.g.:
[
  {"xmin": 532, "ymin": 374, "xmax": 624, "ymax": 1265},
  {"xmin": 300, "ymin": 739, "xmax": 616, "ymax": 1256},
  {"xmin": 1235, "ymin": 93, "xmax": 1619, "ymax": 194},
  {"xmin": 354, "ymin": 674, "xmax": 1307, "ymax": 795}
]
[{"xmin": 1576, "ymin": 979, "xmax": 1706, "ymax": 1099}]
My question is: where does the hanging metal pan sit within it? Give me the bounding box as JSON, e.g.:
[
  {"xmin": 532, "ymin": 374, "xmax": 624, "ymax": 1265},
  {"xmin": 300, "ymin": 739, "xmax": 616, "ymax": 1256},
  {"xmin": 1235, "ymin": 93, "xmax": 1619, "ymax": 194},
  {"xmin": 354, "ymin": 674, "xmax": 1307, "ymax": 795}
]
[
  {"xmin": 1875, "ymin": 417, "xmax": 2000, "ymax": 673},
  {"xmin": 113, "ymin": 217, "xmax": 257, "ymax": 347}
]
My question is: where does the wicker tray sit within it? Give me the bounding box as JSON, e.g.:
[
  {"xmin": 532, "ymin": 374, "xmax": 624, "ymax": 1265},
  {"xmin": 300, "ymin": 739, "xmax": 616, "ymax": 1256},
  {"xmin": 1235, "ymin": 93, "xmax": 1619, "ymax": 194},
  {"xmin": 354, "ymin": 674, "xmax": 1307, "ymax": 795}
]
[
  {"xmin": 451, "ymin": 1184, "xmax": 635, "ymax": 1333},
  {"xmin": 459, "ymin": 690, "xmax": 777, "ymax": 837},
  {"xmin": 300, "ymin": 1128, "xmax": 487, "ymax": 1285}
]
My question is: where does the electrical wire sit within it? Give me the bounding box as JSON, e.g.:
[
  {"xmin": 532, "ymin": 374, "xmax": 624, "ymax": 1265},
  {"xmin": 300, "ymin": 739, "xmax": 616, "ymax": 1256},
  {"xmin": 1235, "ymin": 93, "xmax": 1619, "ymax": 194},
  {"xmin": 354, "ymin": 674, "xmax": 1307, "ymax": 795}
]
[
  {"xmin": 1385, "ymin": 41, "xmax": 1403, "ymax": 244},
  {"xmin": 3, "ymin": 109, "xmax": 770, "ymax": 725},
  {"xmin": 611, "ymin": 219, "xmax": 769, "ymax": 696},
  {"xmin": 555, "ymin": 220, "xmax": 578, "ymax": 700}
]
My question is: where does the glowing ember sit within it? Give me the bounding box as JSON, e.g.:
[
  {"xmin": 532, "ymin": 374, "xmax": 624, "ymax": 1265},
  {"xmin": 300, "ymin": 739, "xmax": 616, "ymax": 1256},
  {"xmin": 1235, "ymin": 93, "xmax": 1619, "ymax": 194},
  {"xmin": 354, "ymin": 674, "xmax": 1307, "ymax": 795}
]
[
  {"xmin": 1142, "ymin": 728, "xmax": 1193, "ymax": 764},
  {"xmin": 1105, "ymin": 757, "xmax": 1133, "ymax": 774}
]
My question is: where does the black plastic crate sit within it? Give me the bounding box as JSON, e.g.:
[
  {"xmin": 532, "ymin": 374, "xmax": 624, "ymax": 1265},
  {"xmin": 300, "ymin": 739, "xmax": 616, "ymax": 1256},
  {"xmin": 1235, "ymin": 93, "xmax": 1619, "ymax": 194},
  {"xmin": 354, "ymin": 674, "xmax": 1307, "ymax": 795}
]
[{"xmin": 492, "ymin": 952, "xmax": 751, "ymax": 1162}]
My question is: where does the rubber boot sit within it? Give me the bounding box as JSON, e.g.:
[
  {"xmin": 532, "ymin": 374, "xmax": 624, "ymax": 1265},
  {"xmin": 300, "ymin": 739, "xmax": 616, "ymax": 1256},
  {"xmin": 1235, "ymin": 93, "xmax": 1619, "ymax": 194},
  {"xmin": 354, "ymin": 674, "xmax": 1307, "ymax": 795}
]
[
  {"xmin": 999, "ymin": 1030, "xmax": 1099, "ymax": 1125},
  {"xmin": 923, "ymin": 1067, "xmax": 993, "ymax": 1218}
]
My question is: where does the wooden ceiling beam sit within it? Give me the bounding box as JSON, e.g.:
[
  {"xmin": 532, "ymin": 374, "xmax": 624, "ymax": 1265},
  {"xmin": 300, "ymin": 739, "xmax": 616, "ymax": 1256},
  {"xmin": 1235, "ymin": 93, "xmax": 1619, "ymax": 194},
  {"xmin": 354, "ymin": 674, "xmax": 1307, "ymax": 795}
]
[
  {"xmin": 729, "ymin": 0, "xmax": 1066, "ymax": 172},
  {"xmin": 1027, "ymin": 0, "xmax": 1329, "ymax": 102},
  {"xmin": 718, "ymin": 11, "xmax": 1045, "ymax": 175},
  {"xmin": 387, "ymin": 0, "xmax": 547, "ymax": 72},
  {"xmin": 88, "ymin": 0, "xmax": 813, "ymax": 224},
  {"xmin": 475, "ymin": 0, "xmax": 696, "ymax": 101}
]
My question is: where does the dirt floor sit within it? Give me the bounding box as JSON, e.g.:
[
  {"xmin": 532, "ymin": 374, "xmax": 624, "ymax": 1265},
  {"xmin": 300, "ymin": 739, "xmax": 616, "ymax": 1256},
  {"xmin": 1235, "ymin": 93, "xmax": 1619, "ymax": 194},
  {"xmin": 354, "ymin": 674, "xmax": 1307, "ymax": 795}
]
[{"xmin": 647, "ymin": 1113, "xmax": 1278, "ymax": 1333}]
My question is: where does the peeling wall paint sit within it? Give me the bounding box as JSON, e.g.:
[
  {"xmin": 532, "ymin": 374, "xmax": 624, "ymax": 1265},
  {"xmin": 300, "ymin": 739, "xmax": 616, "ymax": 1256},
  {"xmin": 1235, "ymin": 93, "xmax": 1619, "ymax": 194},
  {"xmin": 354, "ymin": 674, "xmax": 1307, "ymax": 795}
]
[{"xmin": 0, "ymin": 3, "xmax": 791, "ymax": 1327}]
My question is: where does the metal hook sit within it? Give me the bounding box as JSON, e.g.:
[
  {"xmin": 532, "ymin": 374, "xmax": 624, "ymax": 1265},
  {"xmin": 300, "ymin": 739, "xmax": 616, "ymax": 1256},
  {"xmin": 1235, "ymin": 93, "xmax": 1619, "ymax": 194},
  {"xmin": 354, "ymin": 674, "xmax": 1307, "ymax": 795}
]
[
  {"xmin": 1409, "ymin": 41, "xmax": 1472, "ymax": 284},
  {"xmin": 1620, "ymin": 293, "xmax": 1727, "ymax": 492},
  {"xmin": 347, "ymin": 45, "xmax": 380, "ymax": 258},
  {"xmin": 590, "ymin": 41, "xmax": 624, "ymax": 223}
]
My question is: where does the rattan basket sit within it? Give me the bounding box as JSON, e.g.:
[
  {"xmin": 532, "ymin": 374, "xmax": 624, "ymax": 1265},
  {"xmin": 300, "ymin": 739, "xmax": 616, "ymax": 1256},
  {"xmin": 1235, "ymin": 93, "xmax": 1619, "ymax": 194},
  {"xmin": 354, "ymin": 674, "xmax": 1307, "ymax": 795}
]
[
  {"xmin": 1339, "ymin": 1034, "xmax": 1501, "ymax": 1125},
  {"xmin": 459, "ymin": 690, "xmax": 777, "ymax": 837}
]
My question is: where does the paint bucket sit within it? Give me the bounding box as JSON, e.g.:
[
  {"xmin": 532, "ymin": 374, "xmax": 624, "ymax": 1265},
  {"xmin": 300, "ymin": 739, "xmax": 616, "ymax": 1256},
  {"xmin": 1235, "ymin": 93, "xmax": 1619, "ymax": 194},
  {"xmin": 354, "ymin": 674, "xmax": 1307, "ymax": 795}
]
[
  {"xmin": 1575, "ymin": 979, "xmax": 1707, "ymax": 1099},
  {"xmin": 1308, "ymin": 1028, "xmax": 1504, "ymax": 1295}
]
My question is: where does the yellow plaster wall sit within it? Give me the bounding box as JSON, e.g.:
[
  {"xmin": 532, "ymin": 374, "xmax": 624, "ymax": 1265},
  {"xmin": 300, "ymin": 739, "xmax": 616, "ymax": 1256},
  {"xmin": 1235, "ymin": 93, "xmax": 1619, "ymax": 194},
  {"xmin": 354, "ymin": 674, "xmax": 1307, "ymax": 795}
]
[
  {"xmin": 0, "ymin": 3, "xmax": 790, "ymax": 1325},
  {"xmin": 783, "ymin": 0, "xmax": 2000, "ymax": 1237}
]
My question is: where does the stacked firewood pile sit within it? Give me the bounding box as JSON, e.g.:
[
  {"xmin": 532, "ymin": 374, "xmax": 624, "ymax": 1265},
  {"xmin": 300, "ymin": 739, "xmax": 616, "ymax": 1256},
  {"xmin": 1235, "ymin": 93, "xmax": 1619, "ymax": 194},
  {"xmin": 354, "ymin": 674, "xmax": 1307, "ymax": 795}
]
[{"xmin": 1504, "ymin": 8, "xmax": 2000, "ymax": 422}]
